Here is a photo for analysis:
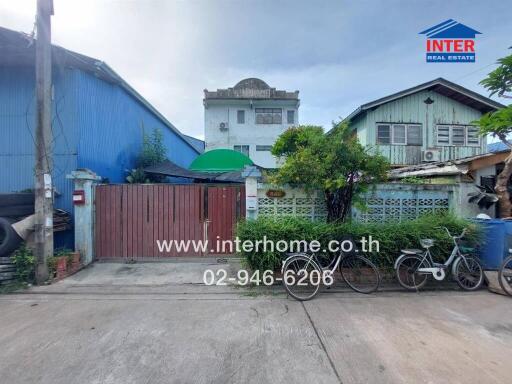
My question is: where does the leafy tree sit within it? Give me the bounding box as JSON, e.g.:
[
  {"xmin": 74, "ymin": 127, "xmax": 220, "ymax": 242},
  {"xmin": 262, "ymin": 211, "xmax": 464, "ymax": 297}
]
[
  {"xmin": 473, "ymin": 49, "xmax": 512, "ymax": 215},
  {"xmin": 271, "ymin": 122, "xmax": 389, "ymax": 222},
  {"xmin": 137, "ymin": 128, "xmax": 167, "ymax": 168},
  {"xmin": 126, "ymin": 128, "xmax": 167, "ymax": 183},
  {"xmin": 480, "ymin": 53, "xmax": 512, "ymax": 98}
]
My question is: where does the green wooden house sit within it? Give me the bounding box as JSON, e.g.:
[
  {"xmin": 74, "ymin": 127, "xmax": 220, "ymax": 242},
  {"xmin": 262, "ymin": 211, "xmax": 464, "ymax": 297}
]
[{"xmin": 346, "ymin": 78, "xmax": 504, "ymax": 166}]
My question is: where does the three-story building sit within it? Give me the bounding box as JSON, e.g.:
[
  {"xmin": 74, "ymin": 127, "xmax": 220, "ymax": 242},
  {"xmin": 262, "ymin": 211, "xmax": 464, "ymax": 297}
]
[{"xmin": 203, "ymin": 78, "xmax": 299, "ymax": 168}]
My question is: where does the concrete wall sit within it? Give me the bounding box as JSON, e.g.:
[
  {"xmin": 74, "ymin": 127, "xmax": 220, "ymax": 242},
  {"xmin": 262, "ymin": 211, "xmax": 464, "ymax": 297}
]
[
  {"xmin": 254, "ymin": 181, "xmax": 494, "ymax": 222},
  {"xmin": 351, "ymin": 89, "xmax": 486, "ymax": 165},
  {"xmin": 256, "ymin": 183, "xmax": 327, "ymax": 221},
  {"xmin": 204, "ymin": 99, "xmax": 299, "ymax": 168}
]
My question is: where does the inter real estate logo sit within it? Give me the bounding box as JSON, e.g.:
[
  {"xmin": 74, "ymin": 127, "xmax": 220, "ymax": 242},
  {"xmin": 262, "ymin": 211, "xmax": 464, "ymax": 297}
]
[{"xmin": 419, "ymin": 19, "xmax": 481, "ymax": 63}]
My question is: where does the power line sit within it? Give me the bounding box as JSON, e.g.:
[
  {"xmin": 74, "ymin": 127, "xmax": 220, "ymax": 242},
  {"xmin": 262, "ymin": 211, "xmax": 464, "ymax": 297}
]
[{"xmin": 454, "ymin": 62, "xmax": 497, "ymax": 82}]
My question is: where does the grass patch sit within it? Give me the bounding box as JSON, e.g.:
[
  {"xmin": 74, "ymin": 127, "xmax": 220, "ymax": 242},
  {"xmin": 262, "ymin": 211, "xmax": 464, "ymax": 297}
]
[{"xmin": 0, "ymin": 281, "xmax": 29, "ymax": 294}]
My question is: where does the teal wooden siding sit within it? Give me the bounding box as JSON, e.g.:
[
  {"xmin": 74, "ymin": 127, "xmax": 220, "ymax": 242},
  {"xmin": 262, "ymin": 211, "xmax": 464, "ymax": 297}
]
[{"xmin": 352, "ymin": 90, "xmax": 485, "ymax": 165}]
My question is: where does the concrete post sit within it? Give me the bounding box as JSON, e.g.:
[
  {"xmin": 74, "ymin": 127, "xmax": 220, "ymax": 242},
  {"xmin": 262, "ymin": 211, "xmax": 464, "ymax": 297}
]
[
  {"xmin": 242, "ymin": 166, "xmax": 261, "ymax": 220},
  {"xmin": 66, "ymin": 169, "xmax": 101, "ymax": 265}
]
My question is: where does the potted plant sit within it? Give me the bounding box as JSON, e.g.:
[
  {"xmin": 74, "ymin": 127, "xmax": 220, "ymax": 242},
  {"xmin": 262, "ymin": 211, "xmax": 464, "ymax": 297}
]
[
  {"xmin": 47, "ymin": 256, "xmax": 57, "ymax": 280},
  {"xmin": 54, "ymin": 248, "xmax": 71, "ymax": 279},
  {"xmin": 68, "ymin": 251, "xmax": 81, "ymax": 272}
]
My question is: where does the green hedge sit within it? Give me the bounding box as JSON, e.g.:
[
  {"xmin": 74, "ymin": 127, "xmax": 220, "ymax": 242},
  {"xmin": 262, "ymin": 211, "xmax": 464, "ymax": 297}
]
[{"xmin": 235, "ymin": 214, "xmax": 480, "ymax": 272}]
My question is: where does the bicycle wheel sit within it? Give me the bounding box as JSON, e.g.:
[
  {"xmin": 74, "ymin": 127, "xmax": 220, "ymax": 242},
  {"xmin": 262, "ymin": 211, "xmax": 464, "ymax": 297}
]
[
  {"xmin": 396, "ymin": 255, "xmax": 430, "ymax": 291},
  {"xmin": 282, "ymin": 255, "xmax": 322, "ymax": 301},
  {"xmin": 453, "ymin": 256, "xmax": 484, "ymax": 291},
  {"xmin": 498, "ymin": 255, "xmax": 512, "ymax": 296},
  {"xmin": 339, "ymin": 255, "xmax": 380, "ymax": 294}
]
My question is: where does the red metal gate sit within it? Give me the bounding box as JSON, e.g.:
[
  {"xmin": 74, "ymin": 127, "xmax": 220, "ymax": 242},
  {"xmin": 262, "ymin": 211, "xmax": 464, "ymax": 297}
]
[{"xmin": 95, "ymin": 184, "xmax": 245, "ymax": 259}]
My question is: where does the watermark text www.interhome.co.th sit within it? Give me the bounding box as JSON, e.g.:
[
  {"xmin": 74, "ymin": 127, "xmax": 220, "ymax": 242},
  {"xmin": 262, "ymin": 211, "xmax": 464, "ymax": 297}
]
[{"xmin": 155, "ymin": 236, "xmax": 380, "ymax": 254}]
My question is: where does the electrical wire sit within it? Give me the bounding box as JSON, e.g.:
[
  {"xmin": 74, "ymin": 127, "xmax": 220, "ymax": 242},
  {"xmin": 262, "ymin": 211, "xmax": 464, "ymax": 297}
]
[{"xmin": 454, "ymin": 62, "xmax": 498, "ymax": 82}]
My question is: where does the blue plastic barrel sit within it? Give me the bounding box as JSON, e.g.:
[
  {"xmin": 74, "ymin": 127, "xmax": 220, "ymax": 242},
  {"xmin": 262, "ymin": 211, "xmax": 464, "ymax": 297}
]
[{"xmin": 475, "ymin": 219, "xmax": 508, "ymax": 270}]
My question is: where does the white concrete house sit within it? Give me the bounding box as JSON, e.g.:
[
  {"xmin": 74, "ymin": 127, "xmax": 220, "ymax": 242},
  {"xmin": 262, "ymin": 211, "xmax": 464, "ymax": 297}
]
[{"xmin": 203, "ymin": 78, "xmax": 300, "ymax": 168}]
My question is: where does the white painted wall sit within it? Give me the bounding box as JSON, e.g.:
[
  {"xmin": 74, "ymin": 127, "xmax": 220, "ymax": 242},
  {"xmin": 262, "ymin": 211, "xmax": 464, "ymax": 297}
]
[{"xmin": 204, "ymin": 100, "xmax": 299, "ymax": 168}]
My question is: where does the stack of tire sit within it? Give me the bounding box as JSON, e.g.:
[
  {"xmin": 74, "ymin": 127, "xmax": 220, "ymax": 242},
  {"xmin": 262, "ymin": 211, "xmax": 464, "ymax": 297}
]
[
  {"xmin": 0, "ymin": 218, "xmax": 22, "ymax": 285},
  {"xmin": 0, "ymin": 217, "xmax": 23, "ymax": 257},
  {"xmin": 0, "ymin": 193, "xmax": 31, "ymax": 285}
]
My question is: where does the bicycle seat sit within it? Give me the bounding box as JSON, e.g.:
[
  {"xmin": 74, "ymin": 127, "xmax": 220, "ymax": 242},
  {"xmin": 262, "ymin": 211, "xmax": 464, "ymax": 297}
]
[
  {"xmin": 420, "ymin": 239, "xmax": 435, "ymax": 248},
  {"xmin": 401, "ymin": 249, "xmax": 423, "ymax": 254}
]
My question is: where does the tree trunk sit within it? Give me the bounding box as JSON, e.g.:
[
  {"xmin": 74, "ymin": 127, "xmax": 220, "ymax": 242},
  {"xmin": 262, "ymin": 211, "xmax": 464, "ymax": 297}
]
[
  {"xmin": 496, "ymin": 152, "xmax": 512, "ymax": 217},
  {"xmin": 325, "ymin": 181, "xmax": 354, "ymax": 222}
]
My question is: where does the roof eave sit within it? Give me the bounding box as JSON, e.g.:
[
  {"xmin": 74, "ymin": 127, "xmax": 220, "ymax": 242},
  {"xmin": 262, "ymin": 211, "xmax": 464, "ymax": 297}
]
[
  {"xmin": 346, "ymin": 78, "xmax": 506, "ymax": 123},
  {"xmin": 389, "ymin": 164, "xmax": 467, "ymax": 178}
]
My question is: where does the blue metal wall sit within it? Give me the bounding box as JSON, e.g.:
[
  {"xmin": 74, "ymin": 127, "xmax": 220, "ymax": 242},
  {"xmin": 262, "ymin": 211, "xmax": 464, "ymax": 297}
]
[
  {"xmin": 0, "ymin": 65, "xmax": 78, "ymax": 247},
  {"xmin": 73, "ymin": 70, "xmax": 198, "ymax": 182},
  {"xmin": 0, "ymin": 65, "xmax": 199, "ymax": 248}
]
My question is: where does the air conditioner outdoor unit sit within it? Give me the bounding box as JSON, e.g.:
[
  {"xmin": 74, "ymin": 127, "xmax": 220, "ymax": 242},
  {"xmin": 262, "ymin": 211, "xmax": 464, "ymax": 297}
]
[
  {"xmin": 422, "ymin": 149, "xmax": 440, "ymax": 162},
  {"xmin": 219, "ymin": 122, "xmax": 229, "ymax": 131}
]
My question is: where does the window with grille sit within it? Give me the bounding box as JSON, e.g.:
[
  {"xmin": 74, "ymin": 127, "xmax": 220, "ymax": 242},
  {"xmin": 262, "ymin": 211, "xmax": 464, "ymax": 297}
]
[
  {"xmin": 437, "ymin": 125, "xmax": 450, "ymax": 145},
  {"xmin": 256, "ymin": 145, "xmax": 272, "ymax": 151},
  {"xmin": 237, "ymin": 110, "xmax": 245, "ymax": 124},
  {"xmin": 392, "ymin": 124, "xmax": 406, "ymax": 144},
  {"xmin": 466, "ymin": 126, "xmax": 480, "ymax": 146},
  {"xmin": 407, "ymin": 125, "xmax": 422, "ymax": 146},
  {"xmin": 233, "ymin": 145, "xmax": 250, "ymax": 156},
  {"xmin": 377, "ymin": 123, "xmax": 422, "ymax": 145},
  {"xmin": 436, "ymin": 125, "xmax": 480, "ymax": 146},
  {"xmin": 377, "ymin": 124, "xmax": 391, "ymax": 144},
  {"xmin": 452, "ymin": 126, "xmax": 465, "ymax": 146},
  {"xmin": 287, "ymin": 110, "xmax": 295, "ymax": 124},
  {"xmin": 255, "ymin": 108, "xmax": 282, "ymax": 124}
]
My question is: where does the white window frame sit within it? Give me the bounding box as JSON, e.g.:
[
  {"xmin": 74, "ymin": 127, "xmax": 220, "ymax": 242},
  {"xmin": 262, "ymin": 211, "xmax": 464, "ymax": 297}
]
[
  {"xmin": 237, "ymin": 110, "xmax": 245, "ymax": 124},
  {"xmin": 466, "ymin": 125, "xmax": 481, "ymax": 147},
  {"xmin": 255, "ymin": 108, "xmax": 282, "ymax": 124},
  {"xmin": 436, "ymin": 125, "xmax": 451, "ymax": 146},
  {"xmin": 392, "ymin": 124, "xmax": 406, "ymax": 145},
  {"xmin": 376, "ymin": 124, "xmax": 391, "ymax": 145},
  {"xmin": 233, "ymin": 145, "xmax": 250, "ymax": 156},
  {"xmin": 407, "ymin": 124, "xmax": 423, "ymax": 146},
  {"xmin": 436, "ymin": 125, "xmax": 480, "ymax": 147},
  {"xmin": 376, "ymin": 123, "xmax": 422, "ymax": 146},
  {"xmin": 256, "ymin": 145, "xmax": 273, "ymax": 152},
  {"xmin": 287, "ymin": 110, "xmax": 295, "ymax": 124}
]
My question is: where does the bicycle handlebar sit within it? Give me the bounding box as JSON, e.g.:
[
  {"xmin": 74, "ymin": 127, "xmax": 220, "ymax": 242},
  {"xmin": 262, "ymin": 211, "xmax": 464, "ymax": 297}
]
[{"xmin": 440, "ymin": 226, "xmax": 467, "ymax": 239}]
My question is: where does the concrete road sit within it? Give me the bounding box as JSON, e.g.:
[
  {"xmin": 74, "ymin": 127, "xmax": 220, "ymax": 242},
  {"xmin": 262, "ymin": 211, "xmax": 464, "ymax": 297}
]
[{"xmin": 0, "ymin": 263, "xmax": 511, "ymax": 384}]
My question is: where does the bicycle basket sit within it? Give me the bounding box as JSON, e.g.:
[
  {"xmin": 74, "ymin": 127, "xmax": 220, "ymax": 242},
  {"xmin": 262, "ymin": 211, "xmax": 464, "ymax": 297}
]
[{"xmin": 420, "ymin": 239, "xmax": 435, "ymax": 248}]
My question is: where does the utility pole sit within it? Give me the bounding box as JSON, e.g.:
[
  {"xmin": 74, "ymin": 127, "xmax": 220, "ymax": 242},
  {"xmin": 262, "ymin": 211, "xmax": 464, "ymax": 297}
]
[{"xmin": 34, "ymin": 0, "xmax": 54, "ymax": 284}]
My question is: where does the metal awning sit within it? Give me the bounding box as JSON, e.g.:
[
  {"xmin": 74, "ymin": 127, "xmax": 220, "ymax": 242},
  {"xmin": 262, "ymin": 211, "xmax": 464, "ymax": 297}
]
[{"xmin": 144, "ymin": 160, "xmax": 245, "ymax": 183}]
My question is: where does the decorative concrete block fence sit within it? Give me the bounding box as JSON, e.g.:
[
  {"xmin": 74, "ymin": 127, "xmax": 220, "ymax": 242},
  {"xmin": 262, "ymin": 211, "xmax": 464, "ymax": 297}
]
[{"xmin": 251, "ymin": 182, "xmax": 463, "ymax": 222}]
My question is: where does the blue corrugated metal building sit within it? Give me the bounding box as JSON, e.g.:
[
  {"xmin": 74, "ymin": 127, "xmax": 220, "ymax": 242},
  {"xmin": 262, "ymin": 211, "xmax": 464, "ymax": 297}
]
[
  {"xmin": 183, "ymin": 134, "xmax": 205, "ymax": 153},
  {"xmin": 0, "ymin": 27, "xmax": 200, "ymax": 248}
]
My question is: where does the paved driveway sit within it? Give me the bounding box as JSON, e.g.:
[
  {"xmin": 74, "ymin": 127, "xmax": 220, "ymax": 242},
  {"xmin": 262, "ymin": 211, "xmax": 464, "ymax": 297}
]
[{"xmin": 0, "ymin": 263, "xmax": 511, "ymax": 384}]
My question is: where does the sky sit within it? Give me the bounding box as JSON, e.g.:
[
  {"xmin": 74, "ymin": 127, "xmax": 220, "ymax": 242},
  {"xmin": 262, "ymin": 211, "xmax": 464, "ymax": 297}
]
[{"xmin": 0, "ymin": 0, "xmax": 511, "ymax": 140}]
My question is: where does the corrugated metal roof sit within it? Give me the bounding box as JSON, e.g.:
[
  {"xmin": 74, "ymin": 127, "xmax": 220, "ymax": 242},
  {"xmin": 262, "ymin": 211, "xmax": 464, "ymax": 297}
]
[
  {"xmin": 344, "ymin": 78, "xmax": 505, "ymax": 124},
  {"xmin": 389, "ymin": 149, "xmax": 509, "ymax": 178},
  {"xmin": 488, "ymin": 141, "xmax": 509, "ymax": 153},
  {"xmin": 183, "ymin": 135, "xmax": 205, "ymax": 153},
  {"xmin": 0, "ymin": 26, "xmax": 199, "ymax": 155},
  {"xmin": 144, "ymin": 160, "xmax": 244, "ymax": 182}
]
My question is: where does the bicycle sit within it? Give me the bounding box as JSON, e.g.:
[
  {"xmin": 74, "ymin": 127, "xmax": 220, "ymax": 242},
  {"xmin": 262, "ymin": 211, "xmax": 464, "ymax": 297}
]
[
  {"xmin": 498, "ymin": 252, "xmax": 512, "ymax": 296},
  {"xmin": 281, "ymin": 239, "xmax": 381, "ymax": 301},
  {"xmin": 394, "ymin": 227, "xmax": 484, "ymax": 291}
]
